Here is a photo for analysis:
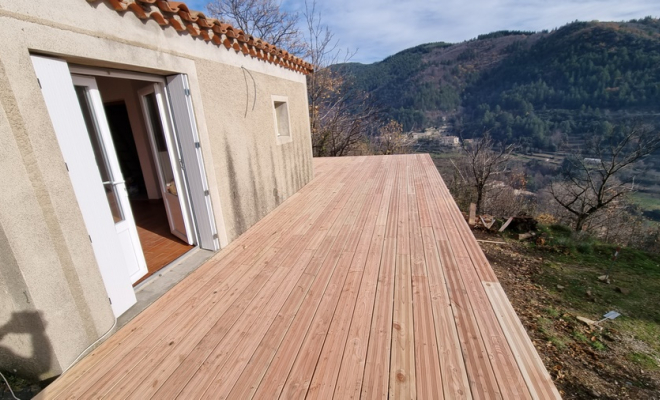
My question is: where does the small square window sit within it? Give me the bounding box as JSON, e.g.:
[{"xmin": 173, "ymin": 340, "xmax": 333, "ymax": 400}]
[{"xmin": 272, "ymin": 95, "xmax": 292, "ymax": 144}]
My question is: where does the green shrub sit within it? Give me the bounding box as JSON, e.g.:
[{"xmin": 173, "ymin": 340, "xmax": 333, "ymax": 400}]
[{"xmin": 549, "ymin": 224, "xmax": 573, "ymax": 237}]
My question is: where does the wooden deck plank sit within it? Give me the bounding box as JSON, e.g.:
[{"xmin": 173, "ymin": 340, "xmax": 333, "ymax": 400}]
[
  {"xmin": 192, "ymin": 250, "xmax": 317, "ymax": 399},
  {"xmin": 102, "ymin": 248, "xmax": 282, "ymax": 399},
  {"xmin": 389, "ymin": 156, "xmax": 416, "ymax": 399},
  {"xmin": 224, "ymin": 271, "xmax": 315, "ymax": 400},
  {"xmin": 408, "ymin": 159, "xmax": 443, "ymax": 400},
  {"xmin": 332, "ymin": 224, "xmax": 385, "ymax": 400},
  {"xmin": 250, "ymin": 160, "xmax": 380, "ymax": 399},
  {"xmin": 113, "ymin": 167, "xmax": 350, "ymax": 398},
  {"xmin": 39, "ymin": 155, "xmax": 560, "ymax": 400},
  {"xmin": 361, "ymin": 158, "xmax": 400, "ymax": 400},
  {"xmin": 390, "ymin": 255, "xmax": 416, "ymax": 399},
  {"xmin": 146, "ymin": 264, "xmax": 277, "ymax": 399},
  {"xmin": 164, "ymin": 160, "xmax": 372, "ymax": 398},
  {"xmin": 437, "ymin": 237, "xmax": 501, "ymax": 400},
  {"xmin": 278, "ymin": 162, "xmax": 383, "ymax": 399},
  {"xmin": 107, "ymin": 160, "xmax": 356, "ymax": 400},
  {"xmin": 64, "ymin": 245, "xmax": 277, "ymax": 399},
  {"xmin": 42, "ymin": 160, "xmax": 353, "ymax": 400},
  {"xmin": 306, "ymin": 164, "xmax": 389, "ymax": 399},
  {"xmin": 333, "ymin": 162, "xmax": 395, "ymax": 400},
  {"xmin": 421, "ymin": 154, "xmax": 532, "ymax": 399},
  {"xmin": 360, "ymin": 238, "xmax": 396, "ymax": 400},
  {"xmin": 218, "ymin": 164, "xmax": 385, "ymax": 400},
  {"xmin": 412, "ymin": 275, "xmax": 444, "ymax": 400},
  {"xmin": 416, "ymin": 155, "xmax": 501, "ymax": 399},
  {"xmin": 484, "ymin": 282, "xmax": 562, "ymax": 400},
  {"xmin": 420, "ymin": 227, "xmax": 472, "ymax": 400},
  {"xmin": 305, "ymin": 269, "xmax": 363, "ymax": 400}
]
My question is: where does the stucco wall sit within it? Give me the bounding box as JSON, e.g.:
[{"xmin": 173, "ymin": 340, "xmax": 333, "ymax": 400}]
[
  {"xmin": 0, "ymin": 0, "xmax": 313, "ymax": 379},
  {"xmin": 196, "ymin": 60, "xmax": 313, "ymax": 240}
]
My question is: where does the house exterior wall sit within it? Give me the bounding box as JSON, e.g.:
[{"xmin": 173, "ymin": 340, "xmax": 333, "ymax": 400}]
[{"xmin": 0, "ymin": 0, "xmax": 313, "ymax": 379}]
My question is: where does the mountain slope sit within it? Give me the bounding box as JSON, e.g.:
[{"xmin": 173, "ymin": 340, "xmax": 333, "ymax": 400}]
[{"xmin": 334, "ymin": 18, "xmax": 660, "ymax": 150}]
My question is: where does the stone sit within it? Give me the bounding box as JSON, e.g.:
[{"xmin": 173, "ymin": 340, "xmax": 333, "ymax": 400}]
[
  {"xmin": 556, "ymin": 285, "xmax": 565, "ymax": 291},
  {"xmin": 577, "ymin": 316, "xmax": 596, "ymax": 326},
  {"xmin": 615, "ymin": 287, "xmax": 630, "ymax": 295}
]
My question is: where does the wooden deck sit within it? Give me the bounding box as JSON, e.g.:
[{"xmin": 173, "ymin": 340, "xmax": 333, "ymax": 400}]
[{"xmin": 37, "ymin": 154, "xmax": 560, "ymax": 399}]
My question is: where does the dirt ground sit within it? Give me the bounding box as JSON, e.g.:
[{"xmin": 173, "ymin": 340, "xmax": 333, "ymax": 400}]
[{"xmin": 476, "ymin": 231, "xmax": 660, "ymax": 399}]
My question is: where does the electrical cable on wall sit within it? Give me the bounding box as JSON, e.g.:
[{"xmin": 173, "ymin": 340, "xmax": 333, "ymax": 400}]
[
  {"xmin": 62, "ymin": 317, "xmax": 117, "ymax": 374},
  {"xmin": 241, "ymin": 66, "xmax": 257, "ymax": 117},
  {"xmin": 0, "ymin": 371, "xmax": 20, "ymax": 400}
]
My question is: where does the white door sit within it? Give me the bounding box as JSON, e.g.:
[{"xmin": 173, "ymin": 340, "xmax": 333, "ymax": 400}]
[
  {"xmin": 166, "ymin": 75, "xmax": 220, "ymax": 251},
  {"xmin": 139, "ymin": 84, "xmax": 194, "ymax": 244},
  {"xmin": 31, "ymin": 55, "xmax": 137, "ymax": 317},
  {"xmin": 72, "ymin": 75, "xmax": 149, "ymax": 285}
]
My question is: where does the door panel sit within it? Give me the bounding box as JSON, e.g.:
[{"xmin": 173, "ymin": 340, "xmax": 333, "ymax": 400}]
[
  {"xmin": 166, "ymin": 75, "xmax": 220, "ymax": 250},
  {"xmin": 139, "ymin": 84, "xmax": 194, "ymax": 244},
  {"xmin": 72, "ymin": 75, "xmax": 148, "ymax": 284},
  {"xmin": 30, "ymin": 55, "xmax": 136, "ymax": 317}
]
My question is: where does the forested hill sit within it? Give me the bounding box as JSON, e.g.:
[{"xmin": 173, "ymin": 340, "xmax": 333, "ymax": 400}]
[{"xmin": 333, "ymin": 17, "xmax": 660, "ymax": 150}]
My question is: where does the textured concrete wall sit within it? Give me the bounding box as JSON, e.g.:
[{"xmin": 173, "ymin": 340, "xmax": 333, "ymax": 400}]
[
  {"xmin": 0, "ymin": 0, "xmax": 313, "ymax": 379},
  {"xmin": 196, "ymin": 60, "xmax": 313, "ymax": 240}
]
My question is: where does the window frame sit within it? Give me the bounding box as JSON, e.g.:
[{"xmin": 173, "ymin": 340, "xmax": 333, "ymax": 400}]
[{"xmin": 271, "ymin": 95, "xmax": 293, "ymax": 145}]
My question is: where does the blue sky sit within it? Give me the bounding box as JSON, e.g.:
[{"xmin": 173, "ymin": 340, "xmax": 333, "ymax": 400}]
[{"xmin": 187, "ymin": 0, "xmax": 660, "ymax": 64}]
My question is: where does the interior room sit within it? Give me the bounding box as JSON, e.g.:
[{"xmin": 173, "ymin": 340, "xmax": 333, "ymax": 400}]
[{"xmin": 94, "ymin": 76, "xmax": 194, "ymax": 285}]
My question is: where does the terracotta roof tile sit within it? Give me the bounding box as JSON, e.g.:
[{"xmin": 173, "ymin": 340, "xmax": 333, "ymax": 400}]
[{"xmin": 89, "ymin": 0, "xmax": 314, "ymax": 74}]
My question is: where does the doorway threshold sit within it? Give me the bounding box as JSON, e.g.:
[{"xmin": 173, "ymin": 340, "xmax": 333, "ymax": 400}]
[{"xmin": 117, "ymin": 247, "xmax": 215, "ymax": 328}]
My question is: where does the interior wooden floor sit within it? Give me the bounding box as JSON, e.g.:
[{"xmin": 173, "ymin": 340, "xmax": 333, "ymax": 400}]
[
  {"xmin": 130, "ymin": 200, "xmax": 194, "ymax": 286},
  {"xmin": 37, "ymin": 155, "xmax": 560, "ymax": 399}
]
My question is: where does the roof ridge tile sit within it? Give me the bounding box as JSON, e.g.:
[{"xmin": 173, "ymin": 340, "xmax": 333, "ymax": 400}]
[{"xmin": 89, "ymin": 0, "xmax": 313, "ymax": 74}]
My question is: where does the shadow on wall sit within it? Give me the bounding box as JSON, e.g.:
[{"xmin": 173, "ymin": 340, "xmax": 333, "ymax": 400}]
[
  {"xmin": 225, "ymin": 142, "xmax": 247, "ymax": 236},
  {"xmin": 0, "ymin": 311, "xmax": 53, "ymax": 380}
]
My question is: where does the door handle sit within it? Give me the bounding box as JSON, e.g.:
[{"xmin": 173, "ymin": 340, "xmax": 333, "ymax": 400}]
[{"xmin": 102, "ymin": 180, "xmax": 126, "ymax": 186}]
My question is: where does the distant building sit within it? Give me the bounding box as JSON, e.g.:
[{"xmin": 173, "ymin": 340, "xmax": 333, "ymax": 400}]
[
  {"xmin": 411, "ymin": 131, "xmax": 432, "ymax": 139},
  {"xmin": 438, "ymin": 136, "xmax": 461, "ymax": 147}
]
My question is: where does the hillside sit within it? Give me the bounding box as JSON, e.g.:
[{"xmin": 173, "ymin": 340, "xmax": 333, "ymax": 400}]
[{"xmin": 334, "ymin": 18, "xmax": 660, "ymax": 150}]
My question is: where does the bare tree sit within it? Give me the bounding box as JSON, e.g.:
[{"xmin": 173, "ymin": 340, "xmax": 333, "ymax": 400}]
[
  {"xmin": 311, "ymin": 89, "xmax": 380, "ymax": 156},
  {"xmin": 372, "ymin": 120, "xmax": 412, "ymax": 155},
  {"xmin": 304, "ymin": 1, "xmax": 381, "ymax": 157},
  {"xmin": 454, "ymin": 132, "xmax": 516, "ymax": 214},
  {"xmin": 206, "ymin": 0, "xmax": 382, "ymax": 156},
  {"xmin": 206, "ymin": 0, "xmax": 306, "ymax": 56},
  {"xmin": 549, "ymin": 124, "xmax": 660, "ymax": 231}
]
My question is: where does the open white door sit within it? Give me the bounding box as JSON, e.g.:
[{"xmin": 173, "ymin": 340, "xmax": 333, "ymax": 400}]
[
  {"xmin": 138, "ymin": 84, "xmax": 194, "ymax": 244},
  {"xmin": 72, "ymin": 75, "xmax": 148, "ymax": 285},
  {"xmin": 31, "ymin": 55, "xmax": 137, "ymax": 317},
  {"xmin": 166, "ymin": 74, "xmax": 220, "ymax": 251}
]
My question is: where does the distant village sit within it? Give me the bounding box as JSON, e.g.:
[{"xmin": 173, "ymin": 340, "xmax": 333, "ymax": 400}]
[{"xmin": 409, "ymin": 123, "xmax": 468, "ymax": 150}]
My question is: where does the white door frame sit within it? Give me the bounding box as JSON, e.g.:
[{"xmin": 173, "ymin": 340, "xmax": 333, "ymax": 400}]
[
  {"xmin": 68, "ymin": 65, "xmax": 221, "ymax": 251},
  {"xmin": 32, "ymin": 59, "xmax": 221, "ymax": 317},
  {"xmin": 72, "ymin": 75, "xmax": 149, "ymax": 284},
  {"xmin": 138, "ymin": 83, "xmax": 195, "ymax": 245}
]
